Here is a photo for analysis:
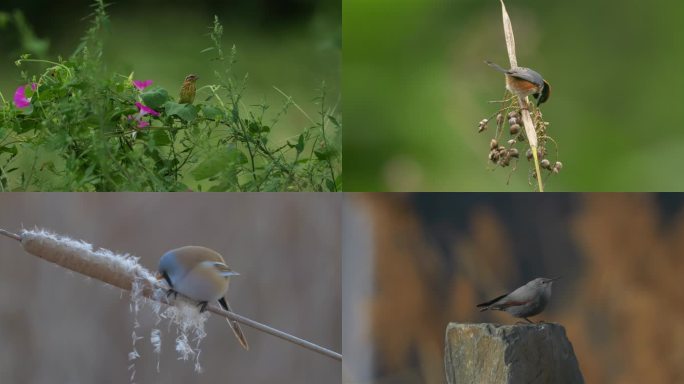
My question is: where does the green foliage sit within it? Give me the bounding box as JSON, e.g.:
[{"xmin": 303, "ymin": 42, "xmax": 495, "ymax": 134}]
[{"xmin": 0, "ymin": 1, "xmax": 341, "ymax": 191}]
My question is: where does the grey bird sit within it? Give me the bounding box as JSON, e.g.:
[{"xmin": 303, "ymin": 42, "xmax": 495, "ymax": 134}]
[
  {"xmin": 476, "ymin": 277, "xmax": 559, "ymax": 323},
  {"xmin": 485, "ymin": 60, "xmax": 551, "ymax": 106}
]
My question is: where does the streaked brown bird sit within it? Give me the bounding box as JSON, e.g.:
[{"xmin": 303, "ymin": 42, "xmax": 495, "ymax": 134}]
[{"xmin": 179, "ymin": 74, "xmax": 199, "ymax": 104}]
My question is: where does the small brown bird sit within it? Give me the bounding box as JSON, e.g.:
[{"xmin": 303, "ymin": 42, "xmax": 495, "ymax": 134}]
[{"xmin": 179, "ymin": 74, "xmax": 199, "ymax": 104}]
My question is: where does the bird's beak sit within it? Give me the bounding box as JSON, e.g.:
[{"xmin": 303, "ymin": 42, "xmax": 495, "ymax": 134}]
[
  {"xmin": 550, "ymin": 276, "xmax": 562, "ymax": 282},
  {"xmin": 225, "ymin": 271, "xmax": 240, "ymax": 277}
]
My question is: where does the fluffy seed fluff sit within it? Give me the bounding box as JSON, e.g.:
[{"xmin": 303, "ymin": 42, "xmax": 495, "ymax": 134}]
[{"xmin": 19, "ymin": 228, "xmax": 209, "ymax": 372}]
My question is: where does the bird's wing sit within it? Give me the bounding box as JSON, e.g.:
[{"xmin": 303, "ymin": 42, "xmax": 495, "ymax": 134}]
[
  {"xmin": 478, "ymin": 284, "xmax": 538, "ymax": 311},
  {"xmin": 508, "ymin": 68, "xmax": 544, "ymax": 88},
  {"xmin": 218, "ymin": 297, "xmax": 249, "ymax": 350},
  {"xmin": 476, "ymin": 292, "xmax": 510, "ymax": 310}
]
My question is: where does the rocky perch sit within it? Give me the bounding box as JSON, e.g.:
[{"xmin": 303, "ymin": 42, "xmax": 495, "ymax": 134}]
[{"xmin": 444, "ymin": 323, "xmax": 583, "ymax": 384}]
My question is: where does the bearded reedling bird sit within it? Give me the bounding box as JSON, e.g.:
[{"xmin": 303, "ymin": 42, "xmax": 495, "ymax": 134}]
[
  {"xmin": 157, "ymin": 246, "xmax": 249, "ymax": 350},
  {"xmin": 179, "ymin": 74, "xmax": 199, "ymax": 104},
  {"xmin": 476, "ymin": 277, "xmax": 559, "ymax": 323}
]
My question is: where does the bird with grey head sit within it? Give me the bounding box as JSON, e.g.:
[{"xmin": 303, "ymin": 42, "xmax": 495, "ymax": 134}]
[
  {"xmin": 476, "ymin": 277, "xmax": 560, "ymax": 323},
  {"xmin": 157, "ymin": 246, "xmax": 249, "ymax": 350}
]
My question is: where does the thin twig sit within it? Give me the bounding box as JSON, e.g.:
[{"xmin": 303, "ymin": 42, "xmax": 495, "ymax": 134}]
[
  {"xmin": 0, "ymin": 228, "xmax": 341, "ymax": 361},
  {"xmin": 499, "ymin": 0, "xmax": 544, "ymax": 192}
]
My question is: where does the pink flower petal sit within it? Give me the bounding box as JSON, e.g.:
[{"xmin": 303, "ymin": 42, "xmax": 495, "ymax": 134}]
[
  {"xmin": 30, "ymin": 83, "xmax": 37, "ymax": 91},
  {"xmin": 132, "ymin": 80, "xmax": 153, "ymax": 91},
  {"xmin": 135, "ymin": 102, "xmax": 160, "ymax": 116},
  {"xmin": 137, "ymin": 120, "xmax": 150, "ymax": 128},
  {"xmin": 13, "ymin": 85, "xmax": 31, "ymax": 108}
]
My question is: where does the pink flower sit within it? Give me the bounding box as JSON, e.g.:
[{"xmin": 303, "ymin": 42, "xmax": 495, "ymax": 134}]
[
  {"xmin": 135, "ymin": 102, "xmax": 160, "ymax": 116},
  {"xmin": 127, "ymin": 115, "xmax": 150, "ymax": 129},
  {"xmin": 132, "ymin": 80, "xmax": 153, "ymax": 91},
  {"xmin": 13, "ymin": 83, "xmax": 37, "ymax": 109}
]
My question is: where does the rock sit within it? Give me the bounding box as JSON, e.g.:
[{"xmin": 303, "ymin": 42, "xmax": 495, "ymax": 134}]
[{"xmin": 444, "ymin": 323, "xmax": 583, "ymax": 384}]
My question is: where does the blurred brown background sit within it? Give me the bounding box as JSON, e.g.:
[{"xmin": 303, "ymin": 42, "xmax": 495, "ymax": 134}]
[
  {"xmin": 0, "ymin": 193, "xmax": 341, "ymax": 383},
  {"xmin": 342, "ymin": 193, "xmax": 684, "ymax": 384}
]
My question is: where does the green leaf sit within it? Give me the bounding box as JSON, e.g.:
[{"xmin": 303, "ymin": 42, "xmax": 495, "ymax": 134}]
[
  {"xmin": 164, "ymin": 101, "xmax": 198, "ymax": 122},
  {"xmin": 248, "ymin": 121, "xmax": 261, "ymax": 133},
  {"xmin": 16, "ymin": 116, "xmax": 37, "ymax": 133},
  {"xmin": 287, "ymin": 133, "xmax": 305, "ymax": 154},
  {"xmin": 150, "ymin": 129, "xmax": 172, "ymax": 146},
  {"xmin": 141, "ymin": 88, "xmax": 170, "ymax": 110},
  {"xmin": 314, "ymin": 147, "xmax": 338, "ymax": 161},
  {"xmin": 296, "ymin": 134, "xmax": 305, "ymax": 154},
  {"xmin": 326, "ymin": 178, "xmax": 336, "ymax": 192},
  {"xmin": 201, "ymin": 105, "xmax": 225, "ymax": 120},
  {"xmin": 327, "ymin": 115, "xmax": 340, "ymax": 127},
  {"xmin": 191, "ymin": 144, "xmax": 247, "ymax": 180},
  {"xmin": 0, "ymin": 145, "xmax": 18, "ymax": 157}
]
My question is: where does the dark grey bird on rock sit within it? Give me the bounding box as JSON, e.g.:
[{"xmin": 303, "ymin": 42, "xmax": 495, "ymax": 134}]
[{"xmin": 476, "ymin": 277, "xmax": 559, "ymax": 323}]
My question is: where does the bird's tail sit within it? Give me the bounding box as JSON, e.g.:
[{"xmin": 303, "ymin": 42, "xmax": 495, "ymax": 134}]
[
  {"xmin": 218, "ymin": 297, "xmax": 249, "ymax": 350},
  {"xmin": 476, "ymin": 292, "xmax": 509, "ymax": 311},
  {"xmin": 485, "ymin": 60, "xmax": 509, "ymax": 74}
]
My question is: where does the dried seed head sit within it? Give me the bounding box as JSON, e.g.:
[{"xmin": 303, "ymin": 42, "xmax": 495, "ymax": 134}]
[
  {"xmin": 526, "ymin": 148, "xmax": 542, "ymax": 161},
  {"xmin": 508, "ymin": 117, "xmax": 518, "ymax": 126},
  {"xmin": 478, "ymin": 119, "xmax": 489, "ymax": 133},
  {"xmin": 507, "ymin": 139, "xmax": 516, "ymax": 146},
  {"xmin": 510, "ymin": 124, "xmax": 520, "ymax": 135},
  {"xmin": 509, "ymin": 148, "xmax": 519, "ymax": 158},
  {"xmin": 541, "ymin": 159, "xmax": 551, "ymax": 169},
  {"xmin": 553, "ymin": 161, "xmax": 563, "ymax": 174},
  {"xmin": 490, "ymin": 139, "xmax": 498, "ymax": 150},
  {"xmin": 496, "ymin": 113, "xmax": 504, "ymax": 126},
  {"xmin": 489, "ymin": 151, "xmax": 499, "ymax": 163}
]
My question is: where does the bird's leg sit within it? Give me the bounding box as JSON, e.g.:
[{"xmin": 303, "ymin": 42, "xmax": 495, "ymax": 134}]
[
  {"xmin": 197, "ymin": 301, "xmax": 209, "ymax": 313},
  {"xmin": 165, "ymin": 288, "xmax": 178, "ymax": 300}
]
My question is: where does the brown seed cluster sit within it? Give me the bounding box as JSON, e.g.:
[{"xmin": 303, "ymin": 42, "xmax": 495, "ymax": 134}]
[
  {"xmin": 487, "ymin": 138, "xmax": 519, "ymax": 167},
  {"xmin": 477, "ymin": 104, "xmax": 562, "ymax": 183}
]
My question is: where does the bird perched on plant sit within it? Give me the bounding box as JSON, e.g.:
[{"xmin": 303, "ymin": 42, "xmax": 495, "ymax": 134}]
[
  {"xmin": 157, "ymin": 245, "xmax": 249, "ymax": 350},
  {"xmin": 178, "ymin": 74, "xmax": 199, "ymax": 104},
  {"xmin": 485, "ymin": 61, "xmax": 550, "ymax": 106}
]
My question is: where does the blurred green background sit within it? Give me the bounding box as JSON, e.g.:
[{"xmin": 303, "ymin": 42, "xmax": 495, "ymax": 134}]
[
  {"xmin": 0, "ymin": 0, "xmax": 340, "ymax": 144},
  {"xmin": 343, "ymin": 0, "xmax": 684, "ymax": 191}
]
